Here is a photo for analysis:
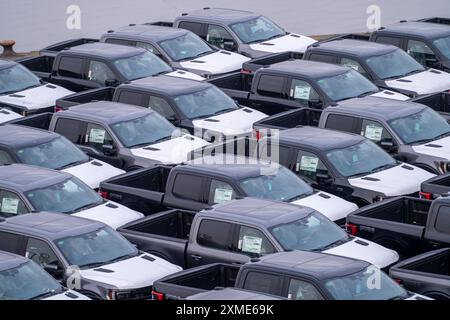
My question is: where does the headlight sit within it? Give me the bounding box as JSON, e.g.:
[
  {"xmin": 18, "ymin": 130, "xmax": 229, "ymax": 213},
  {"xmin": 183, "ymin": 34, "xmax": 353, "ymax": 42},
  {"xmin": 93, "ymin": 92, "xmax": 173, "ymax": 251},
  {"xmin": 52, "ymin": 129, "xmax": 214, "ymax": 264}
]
[
  {"xmin": 437, "ymin": 160, "xmax": 450, "ymax": 174},
  {"xmin": 373, "ymin": 195, "xmax": 384, "ymax": 202},
  {"xmin": 106, "ymin": 289, "xmax": 131, "ymax": 300}
]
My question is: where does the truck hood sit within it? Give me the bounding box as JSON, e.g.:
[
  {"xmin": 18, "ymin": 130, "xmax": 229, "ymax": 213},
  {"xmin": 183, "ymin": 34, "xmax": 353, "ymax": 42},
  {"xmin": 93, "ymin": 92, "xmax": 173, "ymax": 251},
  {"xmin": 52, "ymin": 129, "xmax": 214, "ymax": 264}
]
[
  {"xmin": 323, "ymin": 237, "xmax": 399, "ymax": 268},
  {"xmin": 0, "ymin": 84, "xmax": 73, "ymax": 110},
  {"xmin": 165, "ymin": 70, "xmax": 205, "ymax": 81},
  {"xmin": 405, "ymin": 293, "xmax": 433, "ymax": 300},
  {"xmin": 43, "ymin": 289, "xmax": 91, "ymax": 300},
  {"xmin": 192, "ymin": 108, "xmax": 267, "ymax": 136},
  {"xmin": 73, "ymin": 201, "xmax": 143, "ymax": 230},
  {"xmin": 384, "ymin": 69, "xmax": 450, "ymax": 95},
  {"xmin": 249, "ymin": 33, "xmax": 317, "ymax": 54},
  {"xmin": 0, "ymin": 107, "xmax": 22, "ymax": 124},
  {"xmin": 79, "ymin": 254, "xmax": 182, "ymax": 290},
  {"xmin": 291, "ymin": 191, "xmax": 358, "ymax": 222},
  {"xmin": 130, "ymin": 135, "xmax": 209, "ymax": 165},
  {"xmin": 369, "ymin": 90, "xmax": 409, "ymax": 101},
  {"xmin": 348, "ymin": 164, "xmax": 435, "ymax": 197},
  {"xmin": 61, "ymin": 160, "xmax": 125, "ymax": 189},
  {"xmin": 179, "ymin": 51, "xmax": 250, "ymax": 75},
  {"xmin": 412, "ymin": 135, "xmax": 450, "ymax": 160}
]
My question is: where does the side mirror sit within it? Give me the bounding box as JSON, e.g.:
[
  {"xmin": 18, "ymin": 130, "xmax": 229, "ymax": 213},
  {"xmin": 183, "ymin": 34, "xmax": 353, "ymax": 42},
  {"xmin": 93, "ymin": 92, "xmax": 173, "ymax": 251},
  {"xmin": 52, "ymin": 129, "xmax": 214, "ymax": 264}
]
[
  {"xmin": 105, "ymin": 78, "xmax": 120, "ymax": 87},
  {"xmin": 425, "ymin": 57, "xmax": 439, "ymax": 68},
  {"xmin": 309, "ymin": 100, "xmax": 323, "ymax": 109},
  {"xmin": 44, "ymin": 262, "xmax": 64, "ymax": 278},
  {"xmin": 380, "ymin": 138, "xmax": 397, "ymax": 152},
  {"xmin": 166, "ymin": 115, "xmax": 177, "ymax": 123},
  {"xmin": 223, "ymin": 41, "xmax": 236, "ymax": 51},
  {"xmin": 102, "ymin": 144, "xmax": 117, "ymax": 156},
  {"xmin": 316, "ymin": 172, "xmax": 333, "ymax": 185}
]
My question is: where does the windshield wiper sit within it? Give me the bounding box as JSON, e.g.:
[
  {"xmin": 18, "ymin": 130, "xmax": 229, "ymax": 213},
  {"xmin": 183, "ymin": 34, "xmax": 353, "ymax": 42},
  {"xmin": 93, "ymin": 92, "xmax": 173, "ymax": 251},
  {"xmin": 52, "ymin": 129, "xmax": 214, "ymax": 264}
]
[
  {"xmin": 213, "ymin": 107, "xmax": 237, "ymax": 116},
  {"xmin": 312, "ymin": 237, "xmax": 350, "ymax": 252},
  {"xmin": 65, "ymin": 201, "xmax": 101, "ymax": 214},
  {"xmin": 371, "ymin": 163, "xmax": 396, "ymax": 173},
  {"xmin": 31, "ymin": 289, "xmax": 61, "ymax": 300},
  {"xmin": 57, "ymin": 159, "xmax": 88, "ymax": 170},
  {"xmin": 401, "ymin": 69, "xmax": 423, "ymax": 77},
  {"xmin": 357, "ymin": 90, "xmax": 379, "ymax": 98}
]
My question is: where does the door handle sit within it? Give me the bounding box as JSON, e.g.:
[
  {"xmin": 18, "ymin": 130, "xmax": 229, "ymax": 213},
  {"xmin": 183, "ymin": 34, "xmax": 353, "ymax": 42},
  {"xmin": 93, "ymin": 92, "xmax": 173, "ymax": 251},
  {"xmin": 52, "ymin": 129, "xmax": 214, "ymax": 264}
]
[{"xmin": 190, "ymin": 254, "xmax": 203, "ymax": 261}]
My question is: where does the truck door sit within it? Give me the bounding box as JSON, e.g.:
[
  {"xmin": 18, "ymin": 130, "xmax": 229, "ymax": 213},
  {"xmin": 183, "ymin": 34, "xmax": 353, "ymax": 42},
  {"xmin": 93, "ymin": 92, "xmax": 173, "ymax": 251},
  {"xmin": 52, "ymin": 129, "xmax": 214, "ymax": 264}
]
[
  {"xmin": 424, "ymin": 203, "xmax": 450, "ymax": 245},
  {"xmin": 249, "ymin": 74, "xmax": 291, "ymax": 115},
  {"xmin": 54, "ymin": 56, "xmax": 93, "ymax": 92}
]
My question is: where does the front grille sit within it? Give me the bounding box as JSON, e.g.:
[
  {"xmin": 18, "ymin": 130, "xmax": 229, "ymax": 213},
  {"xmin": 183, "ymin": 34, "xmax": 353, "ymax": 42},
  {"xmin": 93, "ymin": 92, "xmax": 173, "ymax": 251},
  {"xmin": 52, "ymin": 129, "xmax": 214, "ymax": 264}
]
[{"xmin": 116, "ymin": 286, "xmax": 153, "ymax": 300}]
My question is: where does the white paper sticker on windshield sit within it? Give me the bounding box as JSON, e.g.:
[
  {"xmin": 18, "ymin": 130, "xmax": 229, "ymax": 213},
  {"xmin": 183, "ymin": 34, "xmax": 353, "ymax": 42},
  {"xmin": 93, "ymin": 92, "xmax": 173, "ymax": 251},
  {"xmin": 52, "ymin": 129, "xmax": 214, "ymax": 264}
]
[
  {"xmin": 300, "ymin": 155, "xmax": 319, "ymax": 172},
  {"xmin": 242, "ymin": 236, "xmax": 262, "ymax": 254},
  {"xmin": 343, "ymin": 61, "xmax": 360, "ymax": 71},
  {"xmin": 89, "ymin": 128, "xmax": 106, "ymax": 144},
  {"xmin": 1, "ymin": 197, "xmax": 19, "ymax": 214},
  {"xmin": 214, "ymin": 188, "xmax": 233, "ymax": 204},
  {"xmin": 364, "ymin": 124, "xmax": 383, "ymax": 141},
  {"xmin": 293, "ymin": 85, "xmax": 311, "ymax": 100}
]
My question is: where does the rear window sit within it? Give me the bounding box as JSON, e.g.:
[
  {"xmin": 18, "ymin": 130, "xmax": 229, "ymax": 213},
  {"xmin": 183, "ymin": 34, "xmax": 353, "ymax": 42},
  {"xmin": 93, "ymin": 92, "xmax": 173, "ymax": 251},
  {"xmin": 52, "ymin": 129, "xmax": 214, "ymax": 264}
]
[
  {"xmin": 243, "ymin": 272, "xmax": 281, "ymax": 296},
  {"xmin": 0, "ymin": 231, "xmax": 24, "ymax": 253},
  {"xmin": 374, "ymin": 35, "xmax": 402, "ymax": 47},
  {"xmin": 54, "ymin": 118, "xmax": 86, "ymax": 144},
  {"xmin": 307, "ymin": 53, "xmax": 337, "ymax": 63},
  {"xmin": 324, "ymin": 114, "xmax": 359, "ymax": 133},
  {"xmin": 104, "ymin": 38, "xmax": 133, "ymax": 46},
  {"xmin": 178, "ymin": 21, "xmax": 203, "ymax": 36},
  {"xmin": 197, "ymin": 219, "xmax": 234, "ymax": 250},
  {"xmin": 117, "ymin": 90, "xmax": 143, "ymax": 106}
]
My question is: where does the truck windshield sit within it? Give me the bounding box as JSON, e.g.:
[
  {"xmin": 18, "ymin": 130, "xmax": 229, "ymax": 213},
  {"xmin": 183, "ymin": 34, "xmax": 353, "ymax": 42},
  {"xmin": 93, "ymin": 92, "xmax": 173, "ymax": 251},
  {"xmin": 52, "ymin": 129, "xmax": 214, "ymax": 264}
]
[
  {"xmin": 365, "ymin": 48, "xmax": 425, "ymax": 80},
  {"xmin": 0, "ymin": 261, "xmax": 62, "ymax": 300},
  {"xmin": 239, "ymin": 166, "xmax": 313, "ymax": 201},
  {"xmin": 25, "ymin": 177, "xmax": 103, "ymax": 213},
  {"xmin": 388, "ymin": 108, "xmax": 450, "ymax": 145},
  {"xmin": 159, "ymin": 33, "xmax": 213, "ymax": 62},
  {"xmin": 16, "ymin": 136, "xmax": 89, "ymax": 170},
  {"xmin": 270, "ymin": 212, "xmax": 349, "ymax": 251},
  {"xmin": 230, "ymin": 16, "xmax": 286, "ymax": 44},
  {"xmin": 111, "ymin": 113, "xmax": 176, "ymax": 148},
  {"xmin": 0, "ymin": 64, "xmax": 41, "ymax": 95},
  {"xmin": 326, "ymin": 140, "xmax": 397, "ymax": 178},
  {"xmin": 174, "ymin": 86, "xmax": 238, "ymax": 119},
  {"xmin": 317, "ymin": 69, "xmax": 378, "ymax": 101},
  {"xmin": 55, "ymin": 227, "xmax": 138, "ymax": 269},
  {"xmin": 433, "ymin": 35, "xmax": 450, "ymax": 60},
  {"xmin": 324, "ymin": 267, "xmax": 407, "ymax": 300},
  {"xmin": 113, "ymin": 51, "xmax": 172, "ymax": 81}
]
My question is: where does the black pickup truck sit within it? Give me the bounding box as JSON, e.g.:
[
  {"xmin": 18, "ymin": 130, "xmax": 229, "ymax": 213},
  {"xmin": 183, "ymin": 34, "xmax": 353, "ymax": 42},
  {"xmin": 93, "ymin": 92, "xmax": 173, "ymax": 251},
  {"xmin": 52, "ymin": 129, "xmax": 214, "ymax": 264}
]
[
  {"xmin": 152, "ymin": 250, "xmax": 419, "ymax": 300},
  {"xmin": 346, "ymin": 196, "xmax": 450, "ymax": 257},
  {"xmin": 390, "ymin": 248, "xmax": 450, "ymax": 300}
]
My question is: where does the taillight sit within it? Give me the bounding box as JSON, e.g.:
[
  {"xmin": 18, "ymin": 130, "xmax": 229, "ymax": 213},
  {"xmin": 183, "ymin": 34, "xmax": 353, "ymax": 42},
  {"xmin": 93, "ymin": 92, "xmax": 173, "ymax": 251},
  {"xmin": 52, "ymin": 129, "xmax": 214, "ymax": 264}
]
[
  {"xmin": 241, "ymin": 68, "xmax": 251, "ymax": 75},
  {"xmin": 419, "ymin": 191, "xmax": 431, "ymax": 200},
  {"xmin": 253, "ymin": 129, "xmax": 264, "ymax": 141},
  {"xmin": 98, "ymin": 190, "xmax": 109, "ymax": 199},
  {"xmin": 54, "ymin": 106, "xmax": 63, "ymax": 112},
  {"xmin": 152, "ymin": 290, "xmax": 164, "ymax": 301},
  {"xmin": 345, "ymin": 223, "xmax": 357, "ymax": 235},
  {"xmin": 394, "ymin": 279, "xmax": 402, "ymax": 285}
]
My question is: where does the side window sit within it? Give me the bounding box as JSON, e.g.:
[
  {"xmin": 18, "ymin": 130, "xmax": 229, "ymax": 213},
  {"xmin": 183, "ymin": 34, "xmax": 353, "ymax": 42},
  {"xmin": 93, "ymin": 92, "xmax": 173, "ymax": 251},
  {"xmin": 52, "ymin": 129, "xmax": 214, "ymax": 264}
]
[
  {"xmin": 289, "ymin": 79, "xmax": 320, "ymax": 104},
  {"xmin": 294, "ymin": 150, "xmax": 328, "ymax": 182},
  {"xmin": 374, "ymin": 36, "xmax": 402, "ymax": 47},
  {"xmin": 435, "ymin": 206, "xmax": 450, "ymax": 234},
  {"xmin": 136, "ymin": 42, "xmax": 163, "ymax": 58},
  {"xmin": 148, "ymin": 96, "xmax": 176, "ymax": 119},
  {"xmin": 0, "ymin": 150, "xmax": 14, "ymax": 165},
  {"xmin": 324, "ymin": 114, "xmax": 359, "ymax": 134},
  {"xmin": 117, "ymin": 90, "xmax": 144, "ymax": 106},
  {"xmin": 172, "ymin": 174, "xmax": 204, "ymax": 202},
  {"xmin": 288, "ymin": 278, "xmax": 324, "ymax": 300},
  {"xmin": 237, "ymin": 226, "xmax": 275, "ymax": 256},
  {"xmin": 84, "ymin": 123, "xmax": 114, "ymax": 151},
  {"xmin": 197, "ymin": 219, "xmax": 234, "ymax": 250},
  {"xmin": 257, "ymin": 75, "xmax": 285, "ymax": 98},
  {"xmin": 361, "ymin": 119, "xmax": 393, "ymax": 145},
  {"xmin": 58, "ymin": 57, "xmax": 84, "ymax": 78},
  {"xmin": 104, "ymin": 38, "xmax": 132, "ymax": 46},
  {"xmin": 407, "ymin": 40, "xmax": 437, "ymax": 67},
  {"xmin": 243, "ymin": 272, "xmax": 281, "ymax": 296},
  {"xmin": 0, "ymin": 190, "xmax": 28, "ymax": 217},
  {"xmin": 341, "ymin": 58, "xmax": 368, "ymax": 77},
  {"xmin": 25, "ymin": 238, "xmax": 60, "ymax": 269},
  {"xmin": 308, "ymin": 53, "xmax": 336, "ymax": 63},
  {"xmin": 88, "ymin": 60, "xmax": 116, "ymax": 85},
  {"xmin": 208, "ymin": 180, "xmax": 236, "ymax": 205},
  {"xmin": 0, "ymin": 231, "xmax": 25, "ymax": 253},
  {"xmin": 206, "ymin": 25, "xmax": 234, "ymax": 49},
  {"xmin": 178, "ymin": 21, "xmax": 204, "ymax": 37},
  {"xmin": 54, "ymin": 118, "xmax": 86, "ymax": 144}
]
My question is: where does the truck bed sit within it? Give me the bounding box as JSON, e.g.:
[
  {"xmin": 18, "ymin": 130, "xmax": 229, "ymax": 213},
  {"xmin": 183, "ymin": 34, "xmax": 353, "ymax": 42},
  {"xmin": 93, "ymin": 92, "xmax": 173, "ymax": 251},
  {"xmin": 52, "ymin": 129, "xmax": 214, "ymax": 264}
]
[
  {"xmin": 421, "ymin": 174, "xmax": 450, "ymax": 198},
  {"xmin": 412, "ymin": 92, "xmax": 450, "ymax": 120},
  {"xmin": 56, "ymin": 87, "xmax": 116, "ymax": 110},
  {"xmin": 7, "ymin": 112, "xmax": 53, "ymax": 130},
  {"xmin": 242, "ymin": 51, "xmax": 303, "ymax": 73},
  {"xmin": 39, "ymin": 38, "xmax": 98, "ymax": 56},
  {"xmin": 394, "ymin": 248, "xmax": 450, "ymax": 276},
  {"xmin": 207, "ymin": 72, "xmax": 251, "ymax": 105},
  {"xmin": 18, "ymin": 55, "xmax": 54, "ymax": 80},
  {"xmin": 253, "ymin": 107, "xmax": 322, "ymax": 134},
  {"xmin": 153, "ymin": 263, "xmax": 240, "ymax": 299},
  {"xmin": 190, "ymin": 137, "xmax": 258, "ymax": 160}
]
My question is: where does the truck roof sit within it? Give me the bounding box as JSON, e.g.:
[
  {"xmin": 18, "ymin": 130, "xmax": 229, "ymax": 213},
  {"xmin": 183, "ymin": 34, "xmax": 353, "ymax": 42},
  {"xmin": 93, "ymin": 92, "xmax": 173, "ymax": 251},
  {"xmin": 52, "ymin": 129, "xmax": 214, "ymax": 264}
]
[
  {"xmin": 186, "ymin": 287, "xmax": 285, "ymax": 300},
  {"xmin": 0, "ymin": 164, "xmax": 71, "ymax": 193},
  {"xmin": 0, "ymin": 124, "xmax": 59, "ymax": 148},
  {"xmin": 0, "ymin": 212, "xmax": 105, "ymax": 241},
  {"xmin": 332, "ymin": 96, "xmax": 427, "ymax": 121},
  {"xmin": 104, "ymin": 24, "xmax": 189, "ymax": 43},
  {"xmin": 309, "ymin": 39, "xmax": 397, "ymax": 58},
  {"xmin": 251, "ymin": 251, "xmax": 369, "ymax": 279},
  {"xmin": 61, "ymin": 101, "xmax": 153, "ymax": 125},
  {"xmin": 377, "ymin": 21, "xmax": 450, "ymax": 39},
  {"xmin": 0, "ymin": 250, "xmax": 28, "ymax": 271},
  {"xmin": 268, "ymin": 60, "xmax": 349, "ymax": 80},
  {"xmin": 0, "ymin": 59, "xmax": 16, "ymax": 70},
  {"xmin": 127, "ymin": 75, "xmax": 211, "ymax": 96},
  {"xmin": 203, "ymin": 197, "xmax": 316, "ymax": 228},
  {"xmin": 277, "ymin": 126, "xmax": 365, "ymax": 151},
  {"xmin": 178, "ymin": 8, "xmax": 260, "ymax": 24},
  {"xmin": 66, "ymin": 42, "xmax": 145, "ymax": 60}
]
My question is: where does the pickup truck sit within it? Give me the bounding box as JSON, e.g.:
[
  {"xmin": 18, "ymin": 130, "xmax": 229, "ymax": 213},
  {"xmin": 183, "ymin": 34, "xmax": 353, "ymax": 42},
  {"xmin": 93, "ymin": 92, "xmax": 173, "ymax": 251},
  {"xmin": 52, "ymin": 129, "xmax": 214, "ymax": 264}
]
[
  {"xmin": 9, "ymin": 102, "xmax": 209, "ymax": 170},
  {"xmin": 0, "ymin": 59, "xmax": 73, "ymax": 115},
  {"xmin": 208, "ymin": 58, "xmax": 408, "ymax": 115},
  {"xmin": 152, "ymin": 250, "xmax": 424, "ymax": 300},
  {"xmin": 118, "ymin": 197, "xmax": 399, "ymax": 269},
  {"xmin": 55, "ymin": 76, "xmax": 267, "ymax": 142},
  {"xmin": 390, "ymin": 248, "xmax": 450, "ymax": 300},
  {"xmin": 370, "ymin": 18, "xmax": 450, "ymax": 72},
  {"xmin": 18, "ymin": 40, "xmax": 203, "ymax": 93},
  {"xmin": 99, "ymin": 158, "xmax": 357, "ymax": 224},
  {"xmin": 346, "ymin": 196, "xmax": 450, "ymax": 258}
]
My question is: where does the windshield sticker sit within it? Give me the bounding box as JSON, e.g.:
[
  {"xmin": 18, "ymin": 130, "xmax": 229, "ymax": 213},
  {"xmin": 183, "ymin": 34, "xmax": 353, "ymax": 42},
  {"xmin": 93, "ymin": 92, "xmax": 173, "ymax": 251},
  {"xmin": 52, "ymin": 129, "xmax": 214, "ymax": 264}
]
[
  {"xmin": 343, "ymin": 61, "xmax": 360, "ymax": 71},
  {"xmin": 214, "ymin": 188, "xmax": 233, "ymax": 203},
  {"xmin": 364, "ymin": 124, "xmax": 383, "ymax": 141},
  {"xmin": 300, "ymin": 155, "xmax": 319, "ymax": 172},
  {"xmin": 293, "ymin": 85, "xmax": 311, "ymax": 100},
  {"xmin": 1, "ymin": 197, "xmax": 19, "ymax": 214},
  {"xmin": 241, "ymin": 236, "xmax": 263, "ymax": 254},
  {"xmin": 89, "ymin": 128, "xmax": 106, "ymax": 144},
  {"xmin": 64, "ymin": 179, "xmax": 80, "ymax": 193}
]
